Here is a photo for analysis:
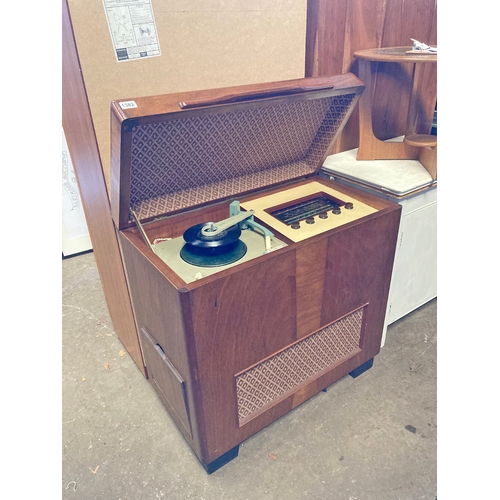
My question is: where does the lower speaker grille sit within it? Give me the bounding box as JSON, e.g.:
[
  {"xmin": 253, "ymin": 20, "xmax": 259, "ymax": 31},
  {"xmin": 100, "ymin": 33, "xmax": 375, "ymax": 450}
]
[{"xmin": 235, "ymin": 307, "xmax": 365, "ymax": 424}]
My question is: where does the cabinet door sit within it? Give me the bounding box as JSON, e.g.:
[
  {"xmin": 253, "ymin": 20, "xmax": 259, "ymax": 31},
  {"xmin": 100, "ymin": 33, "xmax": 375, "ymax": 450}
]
[{"xmin": 139, "ymin": 327, "xmax": 192, "ymax": 439}]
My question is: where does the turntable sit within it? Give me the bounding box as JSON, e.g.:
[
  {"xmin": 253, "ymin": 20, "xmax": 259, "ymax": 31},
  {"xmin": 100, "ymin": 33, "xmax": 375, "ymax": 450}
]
[
  {"xmin": 131, "ymin": 201, "xmax": 287, "ymax": 284},
  {"xmin": 110, "ymin": 74, "xmax": 401, "ymax": 473}
]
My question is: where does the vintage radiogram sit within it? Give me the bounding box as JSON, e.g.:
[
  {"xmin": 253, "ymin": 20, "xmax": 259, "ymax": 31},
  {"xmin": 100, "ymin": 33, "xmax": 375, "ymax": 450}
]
[{"xmin": 110, "ymin": 74, "xmax": 401, "ymax": 473}]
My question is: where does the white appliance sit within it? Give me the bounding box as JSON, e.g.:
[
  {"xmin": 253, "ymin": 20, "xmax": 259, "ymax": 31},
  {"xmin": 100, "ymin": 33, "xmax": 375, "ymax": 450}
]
[{"xmin": 321, "ymin": 148, "xmax": 437, "ymax": 346}]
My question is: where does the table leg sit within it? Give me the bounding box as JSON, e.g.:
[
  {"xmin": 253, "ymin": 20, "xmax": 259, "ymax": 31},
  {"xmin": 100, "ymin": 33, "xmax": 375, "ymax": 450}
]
[{"xmin": 356, "ymin": 59, "xmax": 419, "ymax": 161}]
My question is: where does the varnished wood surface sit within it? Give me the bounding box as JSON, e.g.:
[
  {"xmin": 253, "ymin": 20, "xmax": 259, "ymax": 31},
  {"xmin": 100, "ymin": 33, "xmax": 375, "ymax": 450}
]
[
  {"xmin": 355, "ymin": 58, "xmax": 419, "ymax": 161},
  {"xmin": 305, "ymin": 0, "xmax": 437, "ymax": 152},
  {"xmin": 188, "ymin": 250, "xmax": 298, "ymax": 462},
  {"xmin": 355, "ymin": 48, "xmax": 437, "ymax": 178},
  {"xmin": 404, "ymin": 134, "xmax": 437, "ymax": 148},
  {"xmin": 418, "ymin": 145, "xmax": 438, "ymax": 180},
  {"xmin": 110, "ymin": 74, "xmax": 364, "ymax": 231},
  {"xmin": 295, "ymin": 239, "xmax": 328, "ymax": 337},
  {"xmin": 320, "ymin": 209, "xmax": 401, "ymax": 353},
  {"xmin": 139, "ymin": 326, "xmax": 192, "ymax": 438},
  {"xmin": 110, "ymin": 73, "xmax": 363, "ymax": 122},
  {"xmin": 118, "ymin": 233, "xmax": 205, "ymax": 460},
  {"xmin": 110, "ymin": 109, "xmax": 133, "ymax": 235},
  {"xmin": 62, "ymin": 0, "xmax": 145, "ymax": 375},
  {"xmin": 63, "ymin": 0, "xmax": 436, "ymax": 386},
  {"xmin": 118, "ymin": 175, "xmax": 401, "ymax": 467},
  {"xmin": 121, "ymin": 178, "xmax": 401, "ymax": 291}
]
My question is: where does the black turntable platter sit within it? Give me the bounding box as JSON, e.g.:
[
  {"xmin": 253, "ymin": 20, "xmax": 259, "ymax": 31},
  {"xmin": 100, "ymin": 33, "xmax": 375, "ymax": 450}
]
[
  {"xmin": 183, "ymin": 221, "xmax": 241, "ymax": 248},
  {"xmin": 180, "ymin": 222, "xmax": 248, "ymax": 267},
  {"xmin": 180, "ymin": 240, "xmax": 247, "ymax": 267}
]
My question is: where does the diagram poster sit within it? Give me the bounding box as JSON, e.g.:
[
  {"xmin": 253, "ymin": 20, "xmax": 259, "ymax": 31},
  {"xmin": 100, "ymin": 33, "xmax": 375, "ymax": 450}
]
[{"xmin": 102, "ymin": 0, "xmax": 161, "ymax": 62}]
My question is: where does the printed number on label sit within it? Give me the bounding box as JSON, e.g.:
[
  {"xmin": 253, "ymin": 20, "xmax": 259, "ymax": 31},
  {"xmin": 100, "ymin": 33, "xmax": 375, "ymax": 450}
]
[{"xmin": 119, "ymin": 101, "xmax": 138, "ymax": 109}]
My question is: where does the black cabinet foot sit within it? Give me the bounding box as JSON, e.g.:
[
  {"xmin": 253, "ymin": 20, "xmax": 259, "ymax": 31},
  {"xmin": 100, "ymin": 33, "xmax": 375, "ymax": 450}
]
[
  {"xmin": 349, "ymin": 358, "xmax": 374, "ymax": 378},
  {"xmin": 202, "ymin": 445, "xmax": 239, "ymax": 474}
]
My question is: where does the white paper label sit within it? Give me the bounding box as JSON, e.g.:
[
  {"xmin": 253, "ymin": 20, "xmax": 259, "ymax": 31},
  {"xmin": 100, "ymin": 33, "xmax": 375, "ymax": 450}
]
[
  {"xmin": 119, "ymin": 100, "xmax": 138, "ymax": 109},
  {"xmin": 102, "ymin": 0, "xmax": 161, "ymax": 62},
  {"xmin": 62, "ymin": 128, "xmax": 92, "ymax": 255}
]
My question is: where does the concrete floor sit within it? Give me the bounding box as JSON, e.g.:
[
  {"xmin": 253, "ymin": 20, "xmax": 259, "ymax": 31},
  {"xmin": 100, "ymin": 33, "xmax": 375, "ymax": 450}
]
[{"xmin": 62, "ymin": 251, "xmax": 437, "ymax": 500}]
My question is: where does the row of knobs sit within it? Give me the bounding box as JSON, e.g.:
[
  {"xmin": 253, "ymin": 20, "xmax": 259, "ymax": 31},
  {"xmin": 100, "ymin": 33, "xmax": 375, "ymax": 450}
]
[{"xmin": 290, "ymin": 202, "xmax": 354, "ymax": 229}]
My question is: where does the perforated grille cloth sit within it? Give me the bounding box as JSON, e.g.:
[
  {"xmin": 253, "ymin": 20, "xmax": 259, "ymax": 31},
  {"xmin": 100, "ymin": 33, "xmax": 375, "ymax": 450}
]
[
  {"xmin": 129, "ymin": 94, "xmax": 357, "ymax": 219},
  {"xmin": 235, "ymin": 307, "xmax": 364, "ymax": 424}
]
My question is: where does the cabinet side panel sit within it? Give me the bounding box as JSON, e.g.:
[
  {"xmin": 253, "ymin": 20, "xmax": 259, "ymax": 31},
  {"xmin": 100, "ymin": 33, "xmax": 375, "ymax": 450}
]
[
  {"xmin": 118, "ymin": 234, "xmax": 204, "ymax": 459},
  {"xmin": 140, "ymin": 326, "xmax": 192, "ymax": 438},
  {"xmin": 62, "ymin": 0, "xmax": 144, "ymax": 374}
]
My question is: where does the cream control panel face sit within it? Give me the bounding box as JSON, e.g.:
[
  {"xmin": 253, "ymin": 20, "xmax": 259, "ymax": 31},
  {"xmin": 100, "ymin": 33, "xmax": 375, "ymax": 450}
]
[{"xmin": 240, "ymin": 181, "xmax": 378, "ymax": 242}]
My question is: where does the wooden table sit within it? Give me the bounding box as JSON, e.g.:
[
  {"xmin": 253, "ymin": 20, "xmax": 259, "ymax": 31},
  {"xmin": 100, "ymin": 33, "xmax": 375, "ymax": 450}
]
[{"xmin": 353, "ymin": 47, "xmax": 437, "ymax": 179}]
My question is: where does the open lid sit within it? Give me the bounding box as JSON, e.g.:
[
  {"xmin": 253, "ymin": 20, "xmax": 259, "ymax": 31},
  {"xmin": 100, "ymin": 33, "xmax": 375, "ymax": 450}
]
[
  {"xmin": 110, "ymin": 73, "xmax": 364, "ymax": 230},
  {"xmin": 322, "ymin": 148, "xmax": 434, "ymax": 196}
]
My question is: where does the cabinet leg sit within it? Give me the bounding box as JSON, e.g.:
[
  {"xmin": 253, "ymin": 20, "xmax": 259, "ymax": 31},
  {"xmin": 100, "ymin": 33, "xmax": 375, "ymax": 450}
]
[
  {"xmin": 349, "ymin": 358, "xmax": 374, "ymax": 378},
  {"xmin": 202, "ymin": 445, "xmax": 240, "ymax": 474}
]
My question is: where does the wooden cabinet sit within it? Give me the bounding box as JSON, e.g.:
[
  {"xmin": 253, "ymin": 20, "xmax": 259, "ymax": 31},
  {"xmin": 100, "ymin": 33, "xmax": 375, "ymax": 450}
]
[{"xmin": 111, "ymin": 75, "xmax": 401, "ymax": 472}]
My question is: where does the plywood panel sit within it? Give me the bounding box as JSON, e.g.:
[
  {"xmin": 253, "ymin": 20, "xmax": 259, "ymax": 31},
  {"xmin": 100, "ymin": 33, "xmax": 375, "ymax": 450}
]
[
  {"xmin": 62, "ymin": 0, "xmax": 146, "ymax": 374},
  {"xmin": 67, "ymin": 0, "xmax": 307, "ymax": 190}
]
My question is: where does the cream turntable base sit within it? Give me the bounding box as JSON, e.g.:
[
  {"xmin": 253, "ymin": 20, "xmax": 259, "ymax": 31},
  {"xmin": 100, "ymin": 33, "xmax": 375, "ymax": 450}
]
[{"xmin": 111, "ymin": 74, "xmax": 401, "ymax": 473}]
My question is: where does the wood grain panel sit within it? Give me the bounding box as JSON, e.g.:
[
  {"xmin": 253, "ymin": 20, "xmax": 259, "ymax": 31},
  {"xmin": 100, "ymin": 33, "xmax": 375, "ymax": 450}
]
[
  {"xmin": 118, "ymin": 233, "xmax": 206, "ymax": 458},
  {"xmin": 321, "ymin": 210, "xmax": 401, "ymax": 356},
  {"xmin": 62, "ymin": 0, "xmax": 145, "ymax": 375},
  {"xmin": 188, "ymin": 251, "xmax": 297, "ymax": 462},
  {"xmin": 116, "ymin": 176, "xmax": 401, "ymax": 469},
  {"xmin": 140, "ymin": 326, "xmax": 192, "ymax": 437},
  {"xmin": 295, "ymin": 238, "xmax": 328, "ymax": 337},
  {"xmin": 305, "ymin": 0, "xmax": 437, "ymax": 152}
]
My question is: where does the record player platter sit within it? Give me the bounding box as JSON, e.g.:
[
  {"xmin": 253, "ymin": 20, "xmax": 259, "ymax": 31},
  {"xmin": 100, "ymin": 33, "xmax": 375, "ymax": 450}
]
[
  {"xmin": 180, "ymin": 228, "xmax": 247, "ymax": 267},
  {"xmin": 180, "ymin": 214, "xmax": 249, "ymax": 267},
  {"xmin": 179, "ymin": 219, "xmax": 248, "ymax": 267},
  {"xmin": 180, "ymin": 241, "xmax": 248, "ymax": 267},
  {"xmin": 152, "ymin": 206, "xmax": 287, "ymax": 283}
]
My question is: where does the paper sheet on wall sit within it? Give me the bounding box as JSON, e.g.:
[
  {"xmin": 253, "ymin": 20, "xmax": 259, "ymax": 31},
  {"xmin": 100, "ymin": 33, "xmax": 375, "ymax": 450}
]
[
  {"xmin": 102, "ymin": 0, "xmax": 161, "ymax": 62},
  {"xmin": 62, "ymin": 129, "xmax": 92, "ymax": 256}
]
